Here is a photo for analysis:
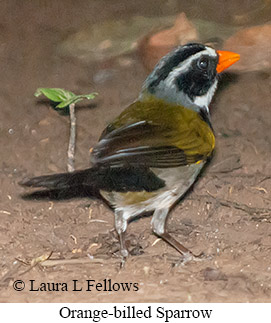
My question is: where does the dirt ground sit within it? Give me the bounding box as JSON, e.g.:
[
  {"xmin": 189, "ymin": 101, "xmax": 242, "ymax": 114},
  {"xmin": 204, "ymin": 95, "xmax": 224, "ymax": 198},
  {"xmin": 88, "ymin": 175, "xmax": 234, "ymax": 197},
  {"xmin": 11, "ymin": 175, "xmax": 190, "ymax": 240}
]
[{"xmin": 0, "ymin": 0, "xmax": 271, "ymax": 302}]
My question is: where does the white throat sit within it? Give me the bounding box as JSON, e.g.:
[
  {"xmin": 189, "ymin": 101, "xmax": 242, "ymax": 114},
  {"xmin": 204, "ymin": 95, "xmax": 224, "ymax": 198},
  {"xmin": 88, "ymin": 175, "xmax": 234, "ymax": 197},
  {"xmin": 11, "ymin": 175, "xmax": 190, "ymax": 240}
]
[
  {"xmin": 140, "ymin": 77, "xmax": 217, "ymax": 113},
  {"xmin": 193, "ymin": 79, "xmax": 218, "ymax": 108}
]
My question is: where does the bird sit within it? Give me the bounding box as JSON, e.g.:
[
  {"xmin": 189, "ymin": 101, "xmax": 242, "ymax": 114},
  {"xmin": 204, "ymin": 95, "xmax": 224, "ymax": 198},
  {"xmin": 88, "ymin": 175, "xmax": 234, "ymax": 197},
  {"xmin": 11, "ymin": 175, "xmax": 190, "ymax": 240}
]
[{"xmin": 20, "ymin": 43, "xmax": 240, "ymax": 260}]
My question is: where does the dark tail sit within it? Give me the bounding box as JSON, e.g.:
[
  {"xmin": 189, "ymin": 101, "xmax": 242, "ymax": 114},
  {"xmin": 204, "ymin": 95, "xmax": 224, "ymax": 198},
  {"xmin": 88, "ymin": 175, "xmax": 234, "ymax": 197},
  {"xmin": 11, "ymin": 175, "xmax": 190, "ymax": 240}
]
[
  {"xmin": 20, "ymin": 165, "xmax": 166, "ymax": 197},
  {"xmin": 19, "ymin": 168, "xmax": 95, "ymax": 191}
]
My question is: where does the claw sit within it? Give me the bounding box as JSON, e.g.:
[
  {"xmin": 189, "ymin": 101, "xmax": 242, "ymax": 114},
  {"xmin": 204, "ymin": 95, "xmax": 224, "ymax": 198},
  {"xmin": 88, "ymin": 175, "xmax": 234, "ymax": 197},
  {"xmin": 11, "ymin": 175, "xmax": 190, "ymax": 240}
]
[{"xmin": 174, "ymin": 251, "xmax": 213, "ymax": 266}]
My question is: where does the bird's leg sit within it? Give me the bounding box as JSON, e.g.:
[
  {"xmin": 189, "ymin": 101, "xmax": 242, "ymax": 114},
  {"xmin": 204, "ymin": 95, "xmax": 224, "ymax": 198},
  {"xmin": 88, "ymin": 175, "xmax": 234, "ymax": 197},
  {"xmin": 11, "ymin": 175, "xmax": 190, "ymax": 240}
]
[
  {"xmin": 151, "ymin": 208, "xmax": 193, "ymax": 261},
  {"xmin": 114, "ymin": 210, "xmax": 129, "ymax": 259}
]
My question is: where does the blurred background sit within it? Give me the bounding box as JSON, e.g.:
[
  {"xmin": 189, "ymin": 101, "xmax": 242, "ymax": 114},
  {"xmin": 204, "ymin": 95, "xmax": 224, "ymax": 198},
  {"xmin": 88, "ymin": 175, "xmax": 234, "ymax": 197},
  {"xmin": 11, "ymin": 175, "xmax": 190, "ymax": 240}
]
[{"xmin": 0, "ymin": 0, "xmax": 271, "ymax": 302}]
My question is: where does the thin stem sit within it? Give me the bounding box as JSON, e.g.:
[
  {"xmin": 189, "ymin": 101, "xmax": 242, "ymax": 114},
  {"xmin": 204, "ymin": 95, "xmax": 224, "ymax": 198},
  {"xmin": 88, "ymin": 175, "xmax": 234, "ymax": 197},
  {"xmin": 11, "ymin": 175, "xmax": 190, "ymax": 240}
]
[{"xmin": 67, "ymin": 103, "xmax": 76, "ymax": 172}]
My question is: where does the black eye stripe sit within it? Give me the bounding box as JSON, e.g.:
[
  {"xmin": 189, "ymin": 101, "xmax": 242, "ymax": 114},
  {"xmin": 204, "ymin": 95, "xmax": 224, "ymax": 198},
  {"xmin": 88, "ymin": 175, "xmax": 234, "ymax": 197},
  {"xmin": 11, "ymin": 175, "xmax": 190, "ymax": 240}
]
[
  {"xmin": 148, "ymin": 43, "xmax": 206, "ymax": 90},
  {"xmin": 175, "ymin": 56, "xmax": 218, "ymax": 98}
]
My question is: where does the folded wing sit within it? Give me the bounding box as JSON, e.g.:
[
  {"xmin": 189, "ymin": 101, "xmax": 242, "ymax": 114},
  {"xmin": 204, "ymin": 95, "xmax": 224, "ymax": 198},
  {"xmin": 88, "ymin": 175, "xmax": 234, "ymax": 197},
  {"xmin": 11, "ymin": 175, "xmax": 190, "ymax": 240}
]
[{"xmin": 91, "ymin": 98, "xmax": 215, "ymax": 169}]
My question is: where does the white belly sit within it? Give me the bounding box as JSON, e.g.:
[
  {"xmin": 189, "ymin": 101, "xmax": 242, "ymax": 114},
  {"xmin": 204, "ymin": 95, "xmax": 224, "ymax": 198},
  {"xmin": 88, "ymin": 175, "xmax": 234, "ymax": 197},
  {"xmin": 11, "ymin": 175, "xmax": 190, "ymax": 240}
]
[{"xmin": 100, "ymin": 162, "xmax": 204, "ymax": 221}]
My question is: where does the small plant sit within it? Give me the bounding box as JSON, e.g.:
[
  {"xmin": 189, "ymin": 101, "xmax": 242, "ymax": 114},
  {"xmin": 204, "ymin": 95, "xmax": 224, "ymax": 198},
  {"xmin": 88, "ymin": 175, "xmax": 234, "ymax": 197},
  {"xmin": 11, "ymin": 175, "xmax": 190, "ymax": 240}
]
[{"xmin": 35, "ymin": 88, "xmax": 97, "ymax": 172}]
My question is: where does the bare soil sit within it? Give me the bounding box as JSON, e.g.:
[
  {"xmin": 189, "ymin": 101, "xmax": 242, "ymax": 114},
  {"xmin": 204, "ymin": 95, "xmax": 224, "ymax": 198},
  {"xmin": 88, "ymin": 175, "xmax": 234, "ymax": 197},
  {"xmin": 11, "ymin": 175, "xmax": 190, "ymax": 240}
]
[{"xmin": 0, "ymin": 0, "xmax": 271, "ymax": 302}]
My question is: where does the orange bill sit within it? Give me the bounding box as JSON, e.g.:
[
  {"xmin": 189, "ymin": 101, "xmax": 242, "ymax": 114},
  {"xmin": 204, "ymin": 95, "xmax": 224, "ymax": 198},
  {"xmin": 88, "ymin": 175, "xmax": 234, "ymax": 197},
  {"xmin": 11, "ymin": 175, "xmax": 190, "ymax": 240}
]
[{"xmin": 216, "ymin": 50, "xmax": 240, "ymax": 73}]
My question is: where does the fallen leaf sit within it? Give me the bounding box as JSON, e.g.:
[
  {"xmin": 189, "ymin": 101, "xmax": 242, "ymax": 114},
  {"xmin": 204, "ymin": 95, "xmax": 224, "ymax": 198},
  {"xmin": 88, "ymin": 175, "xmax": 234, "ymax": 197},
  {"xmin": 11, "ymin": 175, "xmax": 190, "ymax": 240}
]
[
  {"xmin": 223, "ymin": 24, "xmax": 271, "ymax": 72},
  {"xmin": 138, "ymin": 13, "xmax": 199, "ymax": 71}
]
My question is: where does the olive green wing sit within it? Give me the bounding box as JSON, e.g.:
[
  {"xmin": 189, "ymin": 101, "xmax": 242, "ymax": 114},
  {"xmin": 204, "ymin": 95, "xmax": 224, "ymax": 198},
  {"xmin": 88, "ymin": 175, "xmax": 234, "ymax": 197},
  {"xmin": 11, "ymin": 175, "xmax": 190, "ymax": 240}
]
[{"xmin": 91, "ymin": 98, "xmax": 215, "ymax": 169}]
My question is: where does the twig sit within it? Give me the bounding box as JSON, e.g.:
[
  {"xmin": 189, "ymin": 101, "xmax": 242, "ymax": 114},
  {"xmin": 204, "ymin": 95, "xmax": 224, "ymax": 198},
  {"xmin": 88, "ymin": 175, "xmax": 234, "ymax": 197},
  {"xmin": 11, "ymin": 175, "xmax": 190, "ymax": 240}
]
[
  {"xmin": 17, "ymin": 251, "xmax": 53, "ymax": 276},
  {"xmin": 0, "ymin": 254, "xmax": 120, "ymax": 287},
  {"xmin": 67, "ymin": 103, "xmax": 76, "ymax": 172},
  {"xmin": 187, "ymin": 193, "xmax": 271, "ymax": 216},
  {"xmin": 39, "ymin": 257, "xmax": 120, "ymax": 267},
  {"xmin": 206, "ymin": 191, "xmax": 271, "ymax": 216}
]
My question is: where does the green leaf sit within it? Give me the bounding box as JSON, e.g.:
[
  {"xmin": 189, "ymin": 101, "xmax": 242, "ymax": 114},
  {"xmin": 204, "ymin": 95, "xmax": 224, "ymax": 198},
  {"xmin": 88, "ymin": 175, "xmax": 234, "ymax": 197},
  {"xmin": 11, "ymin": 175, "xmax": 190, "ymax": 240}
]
[
  {"xmin": 56, "ymin": 97, "xmax": 82, "ymax": 108},
  {"xmin": 55, "ymin": 92, "xmax": 98, "ymax": 108},
  {"xmin": 35, "ymin": 88, "xmax": 98, "ymax": 108},
  {"xmin": 82, "ymin": 93, "xmax": 98, "ymax": 100},
  {"xmin": 34, "ymin": 88, "xmax": 76, "ymax": 102}
]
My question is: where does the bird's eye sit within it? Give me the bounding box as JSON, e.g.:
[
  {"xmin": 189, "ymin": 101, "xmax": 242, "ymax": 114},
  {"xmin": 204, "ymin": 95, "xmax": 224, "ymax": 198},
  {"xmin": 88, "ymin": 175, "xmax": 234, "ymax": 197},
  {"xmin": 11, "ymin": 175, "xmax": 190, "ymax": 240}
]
[{"xmin": 197, "ymin": 57, "xmax": 208, "ymax": 70}]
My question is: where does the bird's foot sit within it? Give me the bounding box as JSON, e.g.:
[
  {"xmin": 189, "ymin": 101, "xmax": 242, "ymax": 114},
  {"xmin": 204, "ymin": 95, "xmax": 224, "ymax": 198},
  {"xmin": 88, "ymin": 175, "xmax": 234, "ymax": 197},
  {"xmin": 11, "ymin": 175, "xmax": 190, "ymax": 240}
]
[
  {"xmin": 180, "ymin": 251, "xmax": 195, "ymax": 265},
  {"xmin": 193, "ymin": 251, "xmax": 213, "ymax": 261},
  {"xmin": 119, "ymin": 248, "xmax": 129, "ymax": 269},
  {"xmin": 175, "ymin": 251, "xmax": 212, "ymax": 266}
]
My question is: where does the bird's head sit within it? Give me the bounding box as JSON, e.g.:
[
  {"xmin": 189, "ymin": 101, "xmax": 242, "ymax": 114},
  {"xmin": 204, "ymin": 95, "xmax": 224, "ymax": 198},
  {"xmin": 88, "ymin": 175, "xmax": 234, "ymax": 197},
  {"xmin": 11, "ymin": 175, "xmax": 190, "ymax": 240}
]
[{"xmin": 141, "ymin": 43, "xmax": 240, "ymax": 111}]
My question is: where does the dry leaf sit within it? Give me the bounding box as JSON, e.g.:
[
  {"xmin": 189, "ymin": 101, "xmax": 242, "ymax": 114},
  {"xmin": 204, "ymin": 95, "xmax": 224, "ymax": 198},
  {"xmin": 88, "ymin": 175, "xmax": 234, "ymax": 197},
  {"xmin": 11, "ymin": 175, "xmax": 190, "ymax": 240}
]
[
  {"xmin": 223, "ymin": 24, "xmax": 271, "ymax": 72},
  {"xmin": 139, "ymin": 13, "xmax": 199, "ymax": 71}
]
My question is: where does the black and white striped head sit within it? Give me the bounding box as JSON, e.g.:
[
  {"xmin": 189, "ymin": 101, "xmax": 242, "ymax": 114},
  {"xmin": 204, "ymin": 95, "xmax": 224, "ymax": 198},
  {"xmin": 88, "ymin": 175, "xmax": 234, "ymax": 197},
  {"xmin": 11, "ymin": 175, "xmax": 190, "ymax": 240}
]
[{"xmin": 141, "ymin": 43, "xmax": 240, "ymax": 110}]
